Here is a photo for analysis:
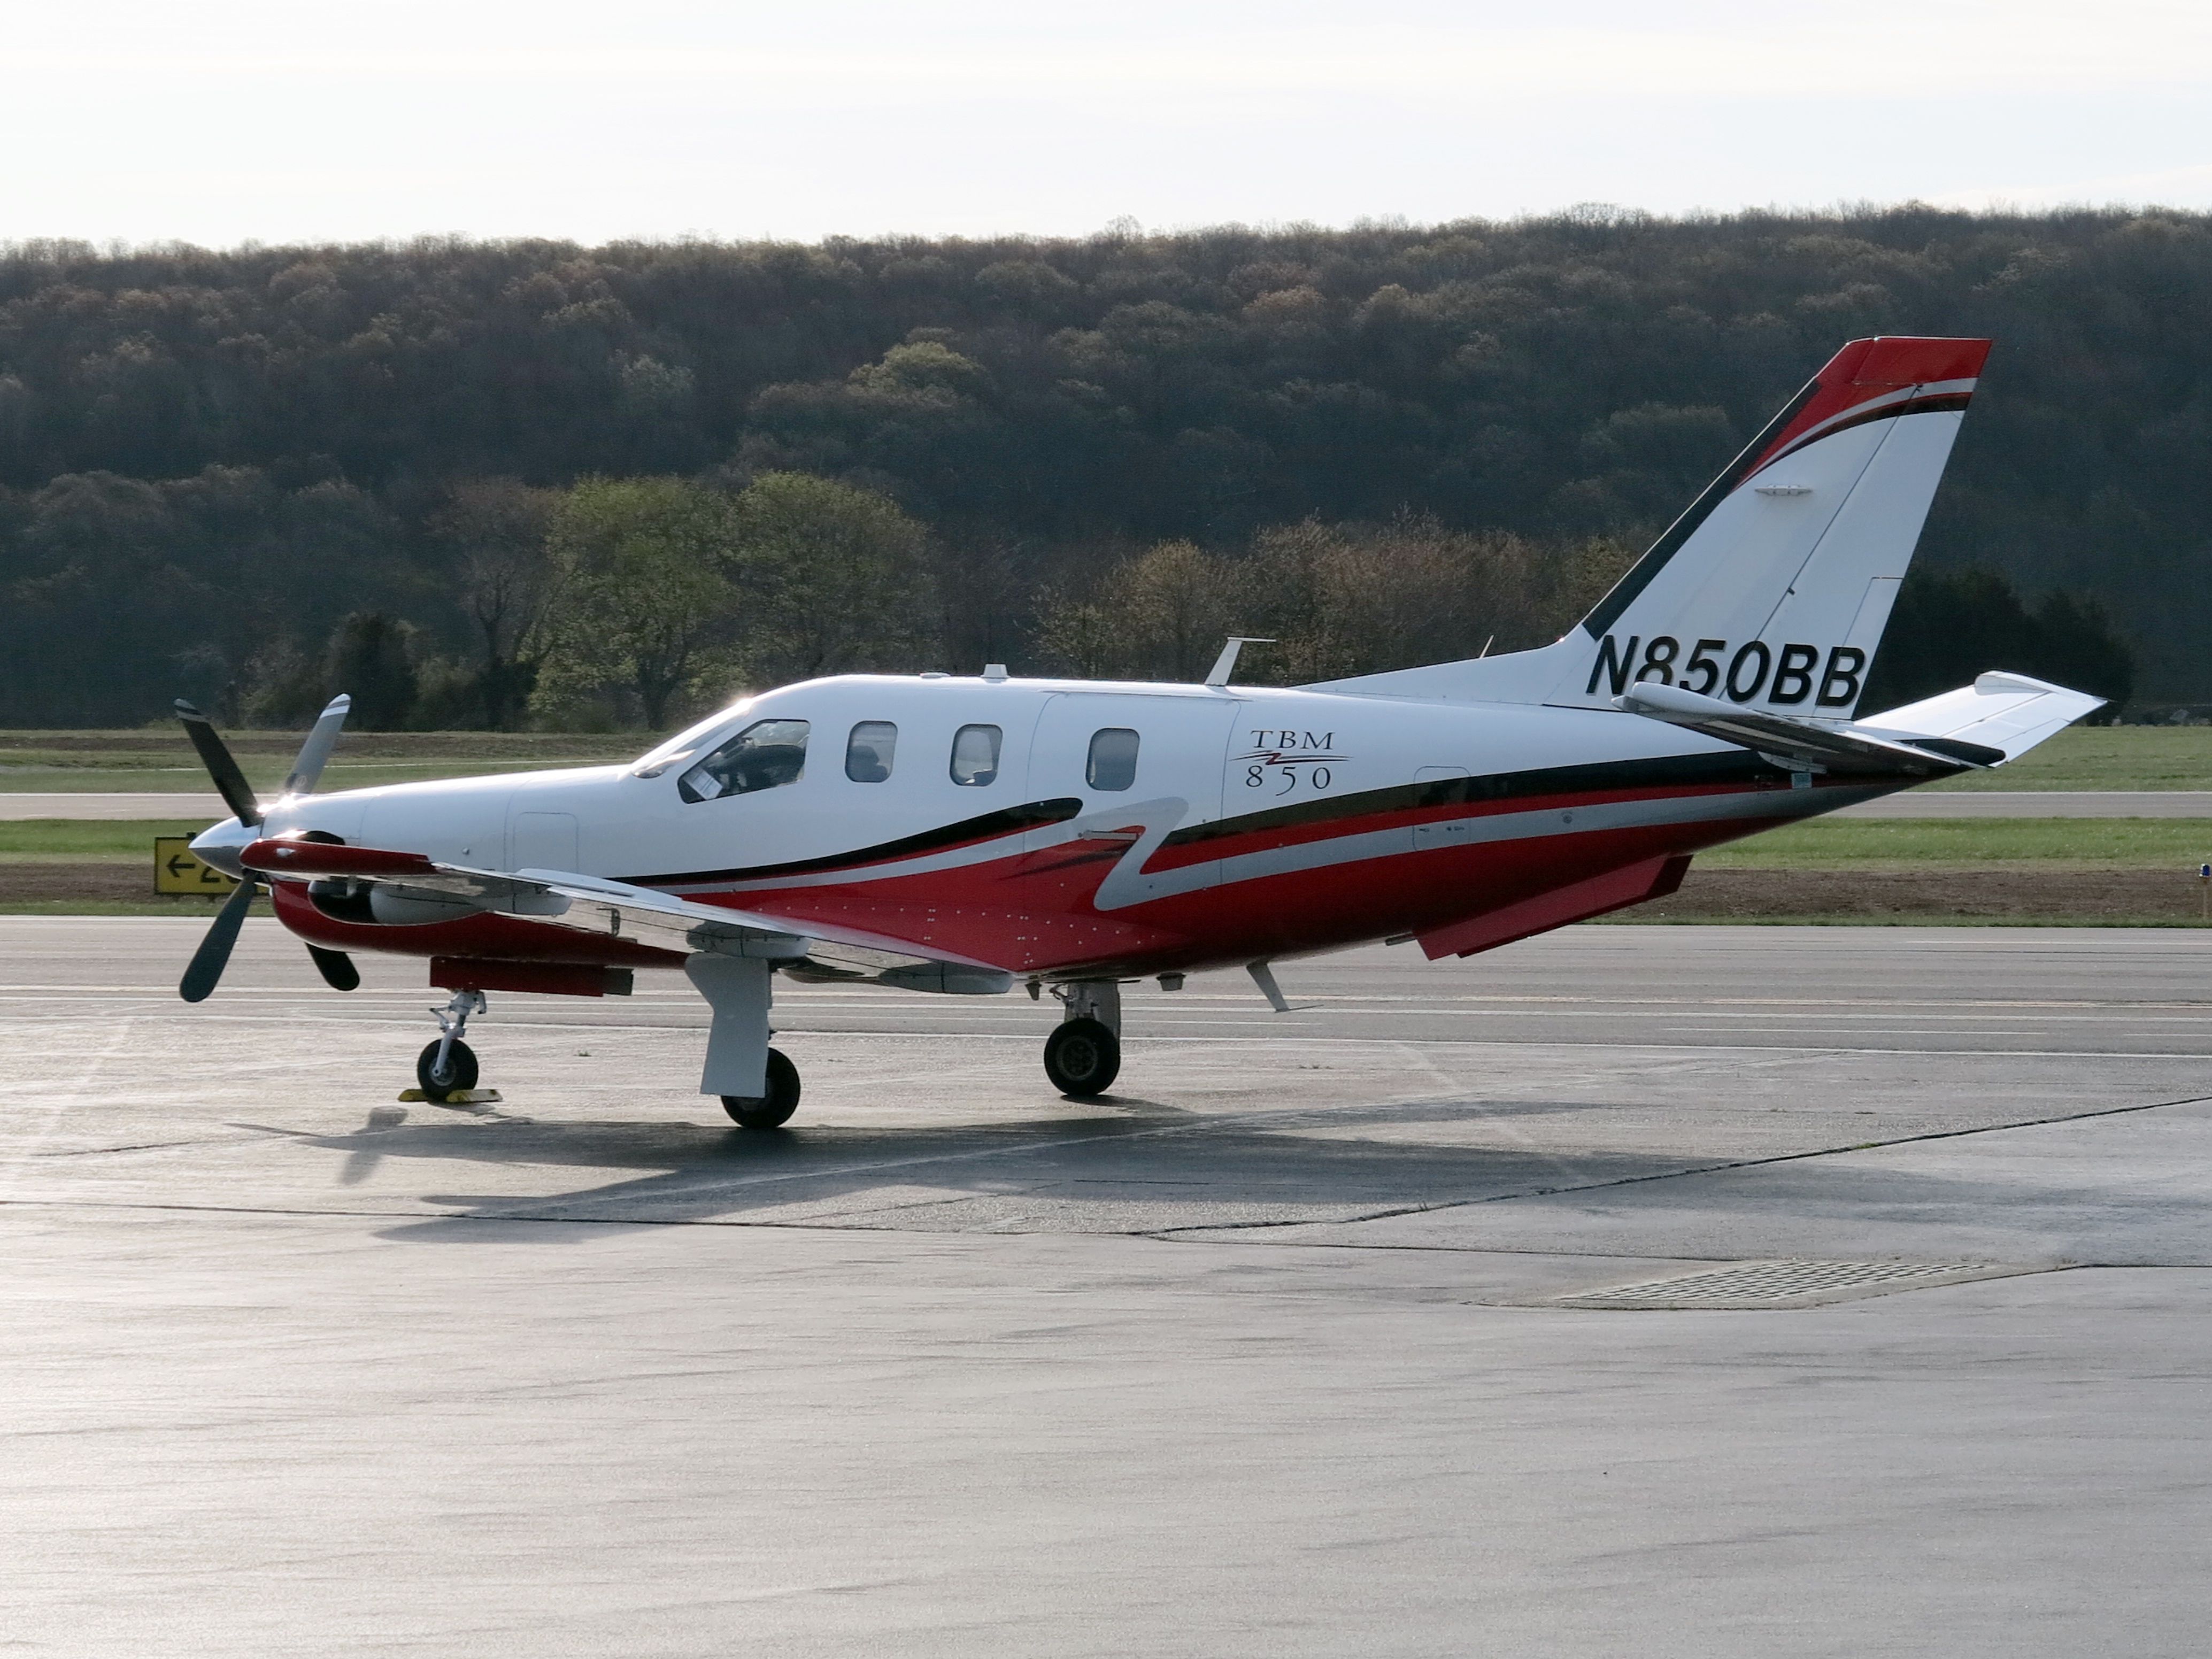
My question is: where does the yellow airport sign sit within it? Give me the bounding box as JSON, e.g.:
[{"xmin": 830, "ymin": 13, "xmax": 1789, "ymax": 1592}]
[{"xmin": 155, "ymin": 836, "xmax": 239, "ymax": 896}]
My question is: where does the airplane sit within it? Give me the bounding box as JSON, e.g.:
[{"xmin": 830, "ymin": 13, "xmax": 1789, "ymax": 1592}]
[{"xmin": 175, "ymin": 334, "xmax": 2102, "ymax": 1127}]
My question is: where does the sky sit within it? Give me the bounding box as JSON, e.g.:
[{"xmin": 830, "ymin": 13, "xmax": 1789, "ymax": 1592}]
[{"xmin": 3, "ymin": 0, "xmax": 2208, "ymax": 247}]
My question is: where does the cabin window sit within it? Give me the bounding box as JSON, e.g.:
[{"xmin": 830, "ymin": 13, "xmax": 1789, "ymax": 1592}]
[
  {"xmin": 677, "ymin": 719, "xmax": 810, "ymax": 803},
  {"xmin": 1086, "ymin": 727, "xmax": 1139, "ymax": 791},
  {"xmin": 950, "ymin": 723, "xmax": 1002, "ymax": 786},
  {"xmin": 845, "ymin": 721, "xmax": 898, "ymax": 782}
]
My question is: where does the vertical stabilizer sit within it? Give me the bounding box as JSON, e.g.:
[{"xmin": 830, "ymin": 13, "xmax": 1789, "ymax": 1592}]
[{"xmin": 1315, "ymin": 336, "xmax": 1990, "ymax": 713}]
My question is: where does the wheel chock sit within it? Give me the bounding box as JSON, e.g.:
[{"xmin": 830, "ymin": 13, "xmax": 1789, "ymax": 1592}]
[{"xmin": 397, "ymin": 1088, "xmax": 505, "ymax": 1104}]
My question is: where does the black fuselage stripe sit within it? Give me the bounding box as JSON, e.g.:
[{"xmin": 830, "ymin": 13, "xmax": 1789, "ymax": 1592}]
[
  {"xmin": 621, "ymin": 797, "xmax": 1083, "ymax": 885},
  {"xmin": 1167, "ymin": 751, "xmax": 1820, "ymax": 848}
]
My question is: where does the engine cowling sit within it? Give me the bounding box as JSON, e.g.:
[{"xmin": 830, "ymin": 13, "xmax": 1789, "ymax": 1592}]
[{"xmin": 367, "ymin": 888, "xmax": 490, "ymax": 926}]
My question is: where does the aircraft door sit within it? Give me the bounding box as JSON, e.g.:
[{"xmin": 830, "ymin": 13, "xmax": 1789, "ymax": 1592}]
[{"xmin": 1026, "ymin": 693, "xmax": 1235, "ymax": 898}]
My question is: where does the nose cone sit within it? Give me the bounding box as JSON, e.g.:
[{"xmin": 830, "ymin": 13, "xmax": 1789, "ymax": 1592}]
[{"xmin": 188, "ymin": 816, "xmax": 259, "ymax": 878}]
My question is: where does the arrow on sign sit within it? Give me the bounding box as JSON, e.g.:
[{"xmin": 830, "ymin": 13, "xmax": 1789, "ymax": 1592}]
[{"xmin": 154, "ymin": 835, "xmax": 240, "ymax": 894}]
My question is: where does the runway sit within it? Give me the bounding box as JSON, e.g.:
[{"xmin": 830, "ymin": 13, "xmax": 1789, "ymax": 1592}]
[{"xmin": 7, "ymin": 919, "xmax": 2212, "ymax": 1654}]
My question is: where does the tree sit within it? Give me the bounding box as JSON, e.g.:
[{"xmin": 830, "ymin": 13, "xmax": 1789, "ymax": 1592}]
[
  {"xmin": 326, "ymin": 612, "xmax": 420, "ymax": 729},
  {"xmin": 1860, "ymin": 567, "xmax": 2136, "ymax": 718},
  {"xmin": 1031, "ymin": 517, "xmax": 1630, "ymax": 685},
  {"xmin": 241, "ymin": 611, "xmax": 420, "ymax": 729},
  {"xmin": 724, "ymin": 472, "xmax": 936, "ymax": 684},
  {"xmin": 1114, "ymin": 539, "xmax": 1252, "ymax": 682},
  {"xmin": 532, "ymin": 477, "xmax": 740, "ymax": 729},
  {"xmin": 430, "ymin": 477, "xmax": 560, "ymax": 729}
]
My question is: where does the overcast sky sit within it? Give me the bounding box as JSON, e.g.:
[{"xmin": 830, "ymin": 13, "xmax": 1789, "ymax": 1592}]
[{"xmin": 5, "ymin": 0, "xmax": 2208, "ymax": 247}]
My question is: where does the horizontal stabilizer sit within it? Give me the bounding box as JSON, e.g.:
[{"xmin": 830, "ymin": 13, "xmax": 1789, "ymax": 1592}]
[
  {"xmin": 1615, "ymin": 670, "xmax": 2102, "ymax": 773},
  {"xmin": 1854, "ymin": 672, "xmax": 2106, "ymax": 762},
  {"xmin": 1612, "ymin": 681, "xmax": 1972, "ymax": 775}
]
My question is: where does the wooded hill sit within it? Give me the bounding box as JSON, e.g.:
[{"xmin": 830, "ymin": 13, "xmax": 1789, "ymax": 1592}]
[{"xmin": 0, "ymin": 205, "xmax": 2196, "ymax": 726}]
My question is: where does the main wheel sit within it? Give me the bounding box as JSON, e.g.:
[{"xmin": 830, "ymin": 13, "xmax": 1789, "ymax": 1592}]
[
  {"xmin": 415, "ymin": 1037, "xmax": 479, "ymax": 1101},
  {"xmin": 722, "ymin": 1048, "xmax": 801, "ymax": 1129},
  {"xmin": 1044, "ymin": 1017, "xmax": 1120, "ymax": 1098}
]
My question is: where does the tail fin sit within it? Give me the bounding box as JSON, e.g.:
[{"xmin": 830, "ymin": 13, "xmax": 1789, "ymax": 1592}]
[{"xmin": 1316, "ymin": 336, "xmax": 1991, "ymax": 714}]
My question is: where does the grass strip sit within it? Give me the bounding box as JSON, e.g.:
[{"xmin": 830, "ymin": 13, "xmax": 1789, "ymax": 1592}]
[{"xmin": 1700, "ymin": 816, "xmax": 2212, "ymax": 869}]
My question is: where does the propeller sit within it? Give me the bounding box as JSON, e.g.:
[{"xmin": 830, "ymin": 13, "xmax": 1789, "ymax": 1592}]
[
  {"xmin": 173, "ymin": 694, "xmax": 358, "ymax": 1002},
  {"xmin": 180, "ymin": 878, "xmax": 257, "ymax": 1004}
]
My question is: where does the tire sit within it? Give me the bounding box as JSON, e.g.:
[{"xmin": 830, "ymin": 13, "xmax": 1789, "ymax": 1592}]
[
  {"xmin": 415, "ymin": 1037, "xmax": 479, "ymax": 1101},
  {"xmin": 1044, "ymin": 1017, "xmax": 1120, "ymax": 1098},
  {"xmin": 722, "ymin": 1048, "xmax": 801, "ymax": 1129}
]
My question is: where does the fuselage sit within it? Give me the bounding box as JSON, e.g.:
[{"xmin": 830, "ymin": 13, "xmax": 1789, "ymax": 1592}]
[{"xmin": 222, "ymin": 672, "xmax": 1921, "ymax": 981}]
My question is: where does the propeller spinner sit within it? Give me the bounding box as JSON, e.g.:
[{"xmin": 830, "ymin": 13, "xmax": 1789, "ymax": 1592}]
[{"xmin": 173, "ymin": 695, "xmax": 357, "ymax": 1002}]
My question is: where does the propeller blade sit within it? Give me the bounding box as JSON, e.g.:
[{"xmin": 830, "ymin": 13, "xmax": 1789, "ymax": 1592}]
[
  {"xmin": 173, "ymin": 699, "xmax": 262, "ymax": 827},
  {"xmin": 282, "ymin": 693, "xmax": 352, "ymax": 798},
  {"xmin": 305, "ymin": 944, "xmax": 360, "ymax": 992},
  {"xmin": 180, "ymin": 879, "xmax": 258, "ymax": 1003}
]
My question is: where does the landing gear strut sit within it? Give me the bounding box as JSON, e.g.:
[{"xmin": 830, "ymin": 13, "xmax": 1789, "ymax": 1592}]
[
  {"xmin": 1045, "ymin": 979, "xmax": 1122, "ymax": 1097},
  {"xmin": 416, "ymin": 989, "xmax": 485, "ymax": 1101}
]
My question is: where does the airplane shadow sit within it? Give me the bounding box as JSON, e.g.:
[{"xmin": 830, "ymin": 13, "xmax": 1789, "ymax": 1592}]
[{"xmin": 256, "ymin": 1090, "xmax": 1774, "ymax": 1246}]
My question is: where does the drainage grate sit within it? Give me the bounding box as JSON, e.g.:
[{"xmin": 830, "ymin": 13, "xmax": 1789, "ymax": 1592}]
[{"xmin": 1546, "ymin": 1259, "xmax": 2015, "ymax": 1310}]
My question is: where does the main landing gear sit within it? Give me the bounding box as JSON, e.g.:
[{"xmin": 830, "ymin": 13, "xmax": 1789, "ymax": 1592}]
[
  {"xmin": 1045, "ymin": 980, "xmax": 1122, "ymax": 1098},
  {"xmin": 722, "ymin": 1049, "xmax": 801, "ymax": 1129},
  {"xmin": 685, "ymin": 954, "xmax": 804, "ymax": 1131},
  {"xmin": 414, "ymin": 989, "xmax": 486, "ymax": 1102}
]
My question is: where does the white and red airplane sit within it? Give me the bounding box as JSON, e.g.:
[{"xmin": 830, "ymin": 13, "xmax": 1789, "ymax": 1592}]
[{"xmin": 179, "ymin": 334, "xmax": 2100, "ymax": 1125}]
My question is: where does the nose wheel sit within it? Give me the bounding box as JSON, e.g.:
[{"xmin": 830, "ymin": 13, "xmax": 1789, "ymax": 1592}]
[
  {"xmin": 411, "ymin": 988, "xmax": 489, "ymax": 1104},
  {"xmin": 722, "ymin": 1048, "xmax": 801, "ymax": 1129},
  {"xmin": 416, "ymin": 1037, "xmax": 479, "ymax": 1100}
]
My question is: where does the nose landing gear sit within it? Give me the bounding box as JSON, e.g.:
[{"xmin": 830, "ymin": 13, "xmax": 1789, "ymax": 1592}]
[{"xmin": 412, "ymin": 989, "xmax": 489, "ymax": 1103}]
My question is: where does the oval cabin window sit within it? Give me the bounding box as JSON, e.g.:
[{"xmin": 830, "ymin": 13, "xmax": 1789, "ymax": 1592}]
[
  {"xmin": 1086, "ymin": 727, "xmax": 1139, "ymax": 791},
  {"xmin": 950, "ymin": 724, "xmax": 1002, "ymax": 786},
  {"xmin": 845, "ymin": 721, "xmax": 897, "ymax": 782}
]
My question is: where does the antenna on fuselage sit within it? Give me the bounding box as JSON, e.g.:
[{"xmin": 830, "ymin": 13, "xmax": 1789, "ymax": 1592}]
[{"xmin": 1205, "ymin": 636, "xmax": 1275, "ymax": 689}]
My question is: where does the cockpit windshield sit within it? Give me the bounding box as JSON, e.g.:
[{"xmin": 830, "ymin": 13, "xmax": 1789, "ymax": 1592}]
[{"xmin": 629, "ymin": 702, "xmax": 752, "ymax": 777}]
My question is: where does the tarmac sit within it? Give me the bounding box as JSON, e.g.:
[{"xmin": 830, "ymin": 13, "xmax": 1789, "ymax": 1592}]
[{"xmin": 6, "ymin": 918, "xmax": 2212, "ymax": 1655}]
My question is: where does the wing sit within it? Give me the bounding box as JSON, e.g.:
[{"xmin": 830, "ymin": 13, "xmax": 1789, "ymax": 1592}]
[
  {"xmin": 1612, "ymin": 671, "xmax": 2103, "ymax": 775},
  {"xmin": 239, "ymin": 840, "xmax": 1013, "ymax": 995}
]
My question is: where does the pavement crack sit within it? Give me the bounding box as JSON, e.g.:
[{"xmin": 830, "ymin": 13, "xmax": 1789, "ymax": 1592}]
[{"xmin": 1150, "ymin": 1091, "xmax": 2212, "ymax": 1239}]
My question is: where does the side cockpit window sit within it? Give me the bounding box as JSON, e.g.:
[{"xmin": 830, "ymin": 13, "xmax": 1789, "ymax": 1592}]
[
  {"xmin": 678, "ymin": 719, "xmax": 810, "ymax": 803},
  {"xmin": 950, "ymin": 723, "xmax": 1002, "ymax": 786},
  {"xmin": 845, "ymin": 721, "xmax": 898, "ymax": 782}
]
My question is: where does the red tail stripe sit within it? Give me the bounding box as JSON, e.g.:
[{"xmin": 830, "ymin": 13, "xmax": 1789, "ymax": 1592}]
[{"xmin": 1745, "ymin": 335, "xmax": 1991, "ymax": 476}]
